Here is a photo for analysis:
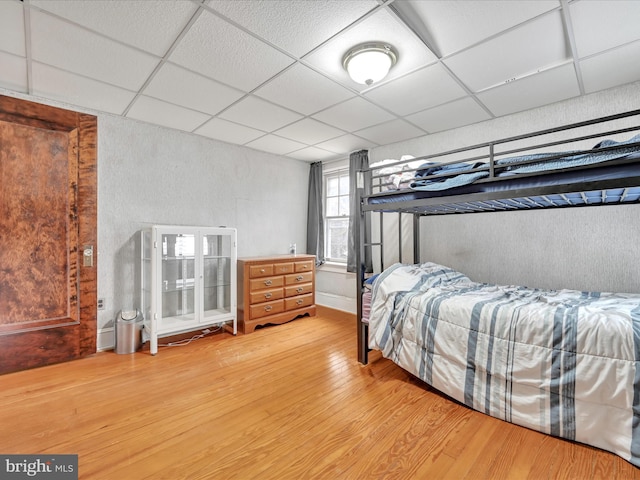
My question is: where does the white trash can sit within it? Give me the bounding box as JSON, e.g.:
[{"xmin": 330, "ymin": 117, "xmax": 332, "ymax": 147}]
[{"xmin": 115, "ymin": 310, "xmax": 143, "ymax": 354}]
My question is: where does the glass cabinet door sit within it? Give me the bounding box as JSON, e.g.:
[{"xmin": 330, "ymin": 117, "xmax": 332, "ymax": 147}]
[
  {"xmin": 202, "ymin": 233, "xmax": 232, "ymax": 322},
  {"xmin": 142, "ymin": 225, "xmax": 237, "ymax": 355},
  {"xmin": 161, "ymin": 233, "xmax": 196, "ymax": 323}
]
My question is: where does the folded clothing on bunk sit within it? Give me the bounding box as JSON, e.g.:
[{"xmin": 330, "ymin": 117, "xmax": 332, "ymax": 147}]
[
  {"xmin": 496, "ymin": 133, "xmax": 640, "ymax": 175},
  {"xmin": 410, "ymin": 161, "xmax": 488, "ymax": 191},
  {"xmin": 361, "ymin": 274, "xmax": 379, "ymax": 324},
  {"xmin": 406, "ymin": 133, "xmax": 640, "ymax": 191},
  {"xmin": 370, "ymin": 155, "xmax": 423, "ymax": 190}
]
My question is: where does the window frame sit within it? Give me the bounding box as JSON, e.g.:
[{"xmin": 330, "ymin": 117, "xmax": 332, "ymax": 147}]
[{"xmin": 323, "ymin": 167, "xmax": 350, "ymax": 265}]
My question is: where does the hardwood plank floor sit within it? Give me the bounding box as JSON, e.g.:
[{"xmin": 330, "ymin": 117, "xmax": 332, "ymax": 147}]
[{"xmin": 1, "ymin": 308, "xmax": 639, "ymax": 479}]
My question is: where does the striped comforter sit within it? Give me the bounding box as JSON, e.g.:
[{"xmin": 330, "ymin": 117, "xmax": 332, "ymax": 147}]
[{"xmin": 368, "ymin": 262, "xmax": 640, "ymax": 466}]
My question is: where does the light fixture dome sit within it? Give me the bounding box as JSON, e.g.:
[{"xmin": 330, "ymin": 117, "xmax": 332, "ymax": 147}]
[{"xmin": 342, "ymin": 43, "xmax": 398, "ymax": 86}]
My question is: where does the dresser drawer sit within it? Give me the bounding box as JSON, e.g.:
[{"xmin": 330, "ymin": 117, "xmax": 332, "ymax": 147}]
[
  {"xmin": 285, "ymin": 271, "xmax": 313, "ymax": 285},
  {"xmin": 285, "ymin": 283, "xmax": 313, "ymax": 297},
  {"xmin": 250, "ymin": 299, "xmax": 284, "ymax": 319},
  {"xmin": 250, "ymin": 287, "xmax": 284, "ymax": 304},
  {"xmin": 249, "ymin": 276, "xmax": 284, "ymax": 291},
  {"xmin": 295, "ymin": 260, "xmax": 314, "ymax": 273},
  {"xmin": 238, "ymin": 255, "xmax": 316, "ymax": 334},
  {"xmin": 285, "ymin": 293, "xmax": 313, "ymax": 311},
  {"xmin": 250, "ymin": 264, "xmax": 273, "ymax": 278},
  {"xmin": 274, "ymin": 262, "xmax": 294, "ymax": 274}
]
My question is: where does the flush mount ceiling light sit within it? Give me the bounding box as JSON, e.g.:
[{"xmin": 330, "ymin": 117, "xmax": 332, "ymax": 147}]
[{"xmin": 342, "ymin": 43, "xmax": 398, "ymax": 86}]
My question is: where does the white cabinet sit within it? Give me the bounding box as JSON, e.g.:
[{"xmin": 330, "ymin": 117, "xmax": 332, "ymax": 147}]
[{"xmin": 140, "ymin": 226, "xmax": 237, "ymax": 355}]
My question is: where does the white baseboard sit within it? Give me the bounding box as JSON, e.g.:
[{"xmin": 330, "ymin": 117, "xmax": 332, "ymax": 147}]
[
  {"xmin": 98, "ymin": 293, "xmax": 356, "ymax": 349},
  {"xmin": 97, "ymin": 327, "xmax": 115, "ymax": 351},
  {"xmin": 316, "ymin": 292, "xmax": 356, "ymax": 314}
]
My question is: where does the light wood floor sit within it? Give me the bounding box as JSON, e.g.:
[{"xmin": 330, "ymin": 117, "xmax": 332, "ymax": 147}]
[{"xmin": 1, "ymin": 308, "xmax": 639, "ymax": 480}]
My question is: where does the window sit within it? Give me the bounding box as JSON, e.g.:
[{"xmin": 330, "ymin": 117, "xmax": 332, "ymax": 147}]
[{"xmin": 324, "ymin": 169, "xmax": 350, "ymax": 263}]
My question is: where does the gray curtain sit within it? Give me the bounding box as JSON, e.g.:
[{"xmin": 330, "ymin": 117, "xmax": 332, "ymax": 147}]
[
  {"xmin": 347, "ymin": 150, "xmax": 372, "ymax": 273},
  {"xmin": 306, "ymin": 161, "xmax": 325, "ymax": 266}
]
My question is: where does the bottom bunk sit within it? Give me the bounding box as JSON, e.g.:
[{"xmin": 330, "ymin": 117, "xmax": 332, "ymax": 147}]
[{"xmin": 365, "ymin": 261, "xmax": 640, "ymax": 467}]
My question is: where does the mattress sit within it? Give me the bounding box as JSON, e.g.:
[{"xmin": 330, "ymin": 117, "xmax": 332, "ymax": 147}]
[
  {"xmin": 368, "ymin": 262, "xmax": 640, "ymax": 467},
  {"xmin": 366, "ymin": 152, "xmax": 640, "ymax": 213}
]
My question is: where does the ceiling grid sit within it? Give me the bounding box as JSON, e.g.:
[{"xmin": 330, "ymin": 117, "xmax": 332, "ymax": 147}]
[{"xmin": 0, "ymin": 0, "xmax": 639, "ymax": 161}]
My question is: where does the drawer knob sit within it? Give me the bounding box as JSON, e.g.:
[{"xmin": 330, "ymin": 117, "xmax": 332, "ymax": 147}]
[
  {"xmin": 264, "ymin": 279, "xmax": 272, "ymax": 286},
  {"xmin": 296, "ymin": 275, "xmax": 303, "ymax": 281},
  {"xmin": 296, "ymin": 299, "xmax": 303, "ymax": 305},
  {"xmin": 264, "ymin": 292, "xmax": 272, "ymax": 299},
  {"xmin": 260, "ymin": 268, "xmax": 265, "ymax": 273},
  {"xmin": 265, "ymin": 305, "xmax": 273, "ymax": 312},
  {"xmin": 296, "ymin": 287, "xmax": 303, "ymax": 293}
]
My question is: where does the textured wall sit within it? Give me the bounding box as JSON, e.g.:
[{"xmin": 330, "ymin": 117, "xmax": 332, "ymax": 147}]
[
  {"xmin": 371, "ymin": 82, "xmax": 640, "ymax": 165},
  {"xmin": 1, "ymin": 89, "xmax": 311, "ymax": 343},
  {"xmin": 368, "ymin": 81, "xmax": 640, "ymax": 295},
  {"xmin": 422, "ymin": 205, "xmax": 640, "ymax": 293},
  {"xmin": 97, "ymin": 114, "xmax": 310, "ymax": 337}
]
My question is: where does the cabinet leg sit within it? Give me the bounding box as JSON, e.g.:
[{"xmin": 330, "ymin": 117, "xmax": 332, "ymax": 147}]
[{"xmin": 223, "ymin": 323, "xmax": 237, "ymax": 336}]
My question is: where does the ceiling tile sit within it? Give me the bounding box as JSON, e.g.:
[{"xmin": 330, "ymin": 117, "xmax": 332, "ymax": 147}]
[
  {"xmin": 476, "ymin": 64, "xmax": 580, "ymax": 117},
  {"xmin": 365, "ymin": 63, "xmax": 467, "ymax": 116},
  {"xmin": 1, "ymin": 0, "xmax": 639, "ymax": 162},
  {"xmin": 354, "ymin": 119, "xmax": 426, "ymax": 145},
  {"xmin": 254, "ymin": 64, "xmax": 354, "ymax": 115},
  {"xmin": 406, "ymin": 97, "xmax": 491, "ymax": 133},
  {"xmin": 126, "ymin": 95, "xmax": 212, "ymax": 132},
  {"xmin": 304, "ymin": 8, "xmax": 438, "ymax": 92},
  {"xmin": 169, "ymin": 9, "xmax": 294, "ymax": 92},
  {"xmin": 398, "ymin": 0, "xmax": 559, "ymax": 57},
  {"xmin": 444, "ymin": 11, "xmax": 568, "ymax": 92},
  {"xmin": 571, "ymin": 0, "xmax": 640, "ymax": 58},
  {"xmin": 315, "ymin": 134, "xmax": 376, "ymax": 154},
  {"xmin": 0, "ymin": 52, "xmax": 28, "ymax": 93},
  {"xmin": 0, "ymin": 1, "xmax": 26, "ymax": 56},
  {"xmin": 30, "ymin": 10, "xmax": 159, "ymax": 90},
  {"xmin": 581, "ymin": 42, "xmax": 640, "ymax": 94},
  {"xmin": 312, "ymin": 97, "xmax": 396, "ymax": 132},
  {"xmin": 208, "ymin": 0, "xmax": 377, "ymax": 57},
  {"xmin": 30, "ymin": 0, "xmax": 199, "ymax": 56},
  {"xmin": 144, "ymin": 63, "xmax": 245, "ymax": 116},
  {"xmin": 195, "ymin": 118, "xmax": 265, "ymax": 145},
  {"xmin": 219, "ymin": 95, "xmax": 303, "ymax": 132},
  {"xmin": 245, "ymin": 134, "xmax": 307, "ymax": 155},
  {"xmin": 32, "ymin": 62, "xmax": 136, "ymax": 115},
  {"xmin": 287, "ymin": 146, "xmax": 339, "ymax": 162},
  {"xmin": 274, "ymin": 118, "xmax": 345, "ymax": 145}
]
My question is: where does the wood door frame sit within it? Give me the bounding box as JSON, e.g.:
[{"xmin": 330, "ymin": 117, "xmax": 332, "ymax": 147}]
[{"xmin": 0, "ymin": 94, "xmax": 97, "ymax": 372}]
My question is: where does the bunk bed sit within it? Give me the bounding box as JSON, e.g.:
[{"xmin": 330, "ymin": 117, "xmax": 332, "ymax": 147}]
[{"xmin": 355, "ymin": 108, "xmax": 640, "ymax": 467}]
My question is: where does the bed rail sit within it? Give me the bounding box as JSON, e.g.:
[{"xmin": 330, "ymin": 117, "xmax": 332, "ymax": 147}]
[{"xmin": 356, "ymin": 108, "xmax": 640, "ymax": 364}]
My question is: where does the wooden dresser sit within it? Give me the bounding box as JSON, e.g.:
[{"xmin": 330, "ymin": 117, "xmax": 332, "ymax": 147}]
[{"xmin": 237, "ymin": 254, "xmax": 316, "ymax": 334}]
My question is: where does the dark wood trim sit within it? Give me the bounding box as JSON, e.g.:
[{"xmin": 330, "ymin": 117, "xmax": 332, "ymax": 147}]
[
  {"xmin": 77, "ymin": 112, "xmax": 98, "ymax": 356},
  {"xmin": 0, "ymin": 95, "xmax": 97, "ymax": 373}
]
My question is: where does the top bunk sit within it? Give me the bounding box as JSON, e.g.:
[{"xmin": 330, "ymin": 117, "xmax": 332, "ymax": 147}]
[{"xmin": 360, "ymin": 109, "xmax": 640, "ymax": 215}]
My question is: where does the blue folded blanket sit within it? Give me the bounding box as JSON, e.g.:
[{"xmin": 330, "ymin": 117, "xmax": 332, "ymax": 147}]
[
  {"xmin": 408, "ymin": 134, "xmax": 640, "ymax": 191},
  {"xmin": 497, "ymin": 133, "xmax": 640, "ymax": 175},
  {"xmin": 411, "ymin": 161, "xmax": 488, "ymax": 191}
]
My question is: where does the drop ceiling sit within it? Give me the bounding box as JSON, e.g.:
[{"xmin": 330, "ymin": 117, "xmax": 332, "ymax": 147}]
[{"xmin": 1, "ymin": 0, "xmax": 639, "ymax": 162}]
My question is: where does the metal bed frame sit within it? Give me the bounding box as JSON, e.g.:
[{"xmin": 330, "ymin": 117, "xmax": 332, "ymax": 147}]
[{"xmin": 356, "ymin": 108, "xmax": 640, "ymax": 364}]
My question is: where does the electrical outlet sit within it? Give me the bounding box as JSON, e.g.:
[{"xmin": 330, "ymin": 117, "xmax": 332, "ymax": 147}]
[{"xmin": 97, "ymin": 298, "xmax": 105, "ymax": 310}]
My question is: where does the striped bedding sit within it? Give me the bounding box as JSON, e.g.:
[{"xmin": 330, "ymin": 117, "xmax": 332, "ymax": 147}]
[{"xmin": 368, "ymin": 262, "xmax": 640, "ymax": 466}]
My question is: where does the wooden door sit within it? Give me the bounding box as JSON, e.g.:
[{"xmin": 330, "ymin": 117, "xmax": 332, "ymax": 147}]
[{"xmin": 0, "ymin": 95, "xmax": 97, "ymax": 374}]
